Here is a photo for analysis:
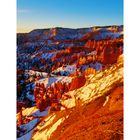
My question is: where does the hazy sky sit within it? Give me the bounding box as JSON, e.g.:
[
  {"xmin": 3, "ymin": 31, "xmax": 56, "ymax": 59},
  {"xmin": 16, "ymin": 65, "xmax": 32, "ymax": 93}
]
[{"xmin": 17, "ymin": 0, "xmax": 123, "ymax": 33}]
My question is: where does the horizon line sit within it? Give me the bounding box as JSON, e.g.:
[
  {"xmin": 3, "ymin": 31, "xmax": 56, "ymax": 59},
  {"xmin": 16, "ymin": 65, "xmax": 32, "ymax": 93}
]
[{"xmin": 17, "ymin": 24, "xmax": 123, "ymax": 34}]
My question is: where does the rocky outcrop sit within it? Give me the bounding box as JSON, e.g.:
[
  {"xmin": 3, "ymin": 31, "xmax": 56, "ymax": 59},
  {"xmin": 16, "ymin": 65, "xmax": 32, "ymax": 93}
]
[
  {"xmin": 70, "ymin": 75, "xmax": 86, "ymax": 91},
  {"xmin": 85, "ymin": 38, "xmax": 123, "ymax": 64},
  {"xmin": 17, "ymin": 25, "xmax": 124, "ymax": 140},
  {"xmin": 84, "ymin": 67, "xmax": 96, "ymax": 76},
  {"xmin": 61, "ymin": 54, "xmax": 123, "ymax": 109},
  {"xmin": 31, "ymin": 55, "xmax": 123, "ymax": 140}
]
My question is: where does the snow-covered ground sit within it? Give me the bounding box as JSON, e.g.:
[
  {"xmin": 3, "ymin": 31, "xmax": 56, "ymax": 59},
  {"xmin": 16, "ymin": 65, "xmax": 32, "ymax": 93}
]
[
  {"xmin": 37, "ymin": 75, "xmax": 72, "ymax": 87},
  {"xmin": 26, "ymin": 92, "xmax": 35, "ymax": 102},
  {"xmin": 94, "ymin": 32, "xmax": 122, "ymax": 40},
  {"xmin": 17, "ymin": 129, "xmax": 34, "ymax": 140},
  {"xmin": 25, "ymin": 70, "xmax": 48, "ymax": 78},
  {"xmin": 17, "ymin": 26, "xmax": 123, "ymax": 140},
  {"xmin": 32, "ymin": 107, "xmax": 50, "ymax": 117},
  {"xmin": 17, "ymin": 54, "xmax": 123, "ymax": 140},
  {"xmin": 17, "ymin": 106, "xmax": 50, "ymax": 139},
  {"xmin": 17, "ymin": 118, "xmax": 39, "ymax": 140},
  {"xmin": 32, "ymin": 113, "xmax": 68, "ymax": 140},
  {"xmin": 52, "ymin": 64, "xmax": 77, "ymax": 76},
  {"xmin": 80, "ymin": 62, "xmax": 102, "ymax": 71},
  {"xmin": 17, "ymin": 106, "xmax": 50, "ymax": 120}
]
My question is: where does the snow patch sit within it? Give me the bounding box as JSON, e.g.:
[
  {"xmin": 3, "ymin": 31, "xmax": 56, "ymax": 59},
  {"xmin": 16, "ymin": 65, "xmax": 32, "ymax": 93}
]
[
  {"xmin": 17, "ymin": 106, "xmax": 49, "ymax": 119},
  {"xmin": 103, "ymin": 96, "xmax": 109, "ymax": 106},
  {"xmin": 37, "ymin": 76, "xmax": 72, "ymax": 88},
  {"xmin": 32, "ymin": 114, "xmax": 62, "ymax": 140},
  {"xmin": 53, "ymin": 64, "xmax": 76, "ymax": 76},
  {"xmin": 17, "ymin": 118, "xmax": 39, "ymax": 139},
  {"xmin": 32, "ymin": 107, "xmax": 50, "ymax": 117},
  {"xmin": 26, "ymin": 92, "xmax": 35, "ymax": 102},
  {"xmin": 17, "ymin": 129, "xmax": 34, "ymax": 140}
]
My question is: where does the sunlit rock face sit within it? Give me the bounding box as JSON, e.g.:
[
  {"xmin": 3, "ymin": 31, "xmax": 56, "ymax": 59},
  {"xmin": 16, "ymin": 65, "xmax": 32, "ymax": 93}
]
[
  {"xmin": 85, "ymin": 38, "xmax": 123, "ymax": 65},
  {"xmin": 69, "ymin": 75, "xmax": 86, "ymax": 91},
  {"xmin": 101, "ymin": 47, "xmax": 122, "ymax": 64},
  {"xmin": 17, "ymin": 54, "xmax": 123, "ymax": 140},
  {"xmin": 60, "ymin": 54, "xmax": 123, "ymax": 109},
  {"xmin": 17, "ymin": 25, "xmax": 123, "ymax": 140},
  {"xmin": 30, "ymin": 55, "xmax": 123, "ymax": 140}
]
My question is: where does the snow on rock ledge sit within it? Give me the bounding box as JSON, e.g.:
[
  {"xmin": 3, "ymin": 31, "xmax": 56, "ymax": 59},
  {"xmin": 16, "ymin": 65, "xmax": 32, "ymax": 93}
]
[
  {"xmin": 32, "ymin": 114, "xmax": 66, "ymax": 140},
  {"xmin": 17, "ymin": 118, "xmax": 39, "ymax": 140},
  {"xmin": 60, "ymin": 54, "xmax": 123, "ymax": 109}
]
